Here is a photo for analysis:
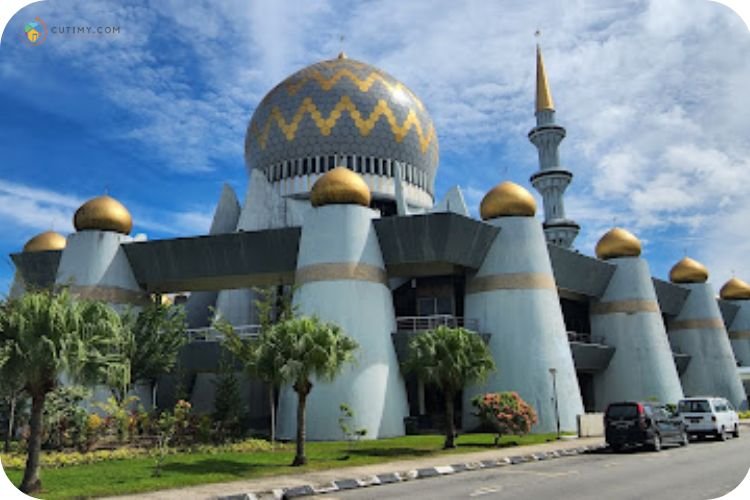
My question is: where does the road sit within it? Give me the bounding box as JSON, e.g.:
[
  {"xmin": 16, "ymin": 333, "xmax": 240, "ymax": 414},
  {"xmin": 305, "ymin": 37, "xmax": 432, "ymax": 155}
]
[{"xmin": 325, "ymin": 436, "xmax": 750, "ymax": 500}]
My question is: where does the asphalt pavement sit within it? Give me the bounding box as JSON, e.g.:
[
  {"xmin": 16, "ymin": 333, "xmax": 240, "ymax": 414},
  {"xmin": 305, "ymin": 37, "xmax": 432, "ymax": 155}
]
[{"xmin": 324, "ymin": 435, "xmax": 750, "ymax": 500}]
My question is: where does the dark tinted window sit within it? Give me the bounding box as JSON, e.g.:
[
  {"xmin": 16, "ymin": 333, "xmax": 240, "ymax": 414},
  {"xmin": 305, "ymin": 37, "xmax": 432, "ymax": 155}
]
[
  {"xmin": 678, "ymin": 400, "xmax": 711, "ymax": 413},
  {"xmin": 606, "ymin": 404, "xmax": 639, "ymax": 418}
]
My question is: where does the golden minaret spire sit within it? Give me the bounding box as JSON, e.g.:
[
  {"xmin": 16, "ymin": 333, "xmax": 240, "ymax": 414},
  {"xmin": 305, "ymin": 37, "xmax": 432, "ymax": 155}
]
[{"xmin": 535, "ymin": 32, "xmax": 555, "ymax": 112}]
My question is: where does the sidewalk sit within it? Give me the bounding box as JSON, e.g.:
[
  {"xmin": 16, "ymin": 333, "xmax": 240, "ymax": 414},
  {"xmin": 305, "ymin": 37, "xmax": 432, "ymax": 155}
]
[{"xmin": 106, "ymin": 436, "xmax": 605, "ymax": 500}]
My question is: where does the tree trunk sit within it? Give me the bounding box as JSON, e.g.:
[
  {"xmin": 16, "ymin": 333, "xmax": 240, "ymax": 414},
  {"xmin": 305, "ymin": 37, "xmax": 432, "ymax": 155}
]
[
  {"xmin": 269, "ymin": 385, "xmax": 276, "ymax": 449},
  {"xmin": 4, "ymin": 392, "xmax": 17, "ymax": 454},
  {"xmin": 20, "ymin": 391, "xmax": 45, "ymax": 494},
  {"xmin": 443, "ymin": 389, "xmax": 456, "ymax": 449},
  {"xmin": 152, "ymin": 381, "xmax": 158, "ymax": 410},
  {"xmin": 292, "ymin": 380, "xmax": 311, "ymax": 466}
]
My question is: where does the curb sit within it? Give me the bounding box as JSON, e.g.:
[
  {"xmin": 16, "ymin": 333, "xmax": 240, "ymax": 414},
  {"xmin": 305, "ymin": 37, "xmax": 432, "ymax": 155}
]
[{"xmin": 216, "ymin": 443, "xmax": 607, "ymax": 500}]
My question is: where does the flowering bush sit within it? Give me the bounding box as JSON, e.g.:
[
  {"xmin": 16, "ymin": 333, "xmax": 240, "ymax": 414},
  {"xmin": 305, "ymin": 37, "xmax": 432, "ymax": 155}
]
[{"xmin": 472, "ymin": 392, "xmax": 538, "ymax": 445}]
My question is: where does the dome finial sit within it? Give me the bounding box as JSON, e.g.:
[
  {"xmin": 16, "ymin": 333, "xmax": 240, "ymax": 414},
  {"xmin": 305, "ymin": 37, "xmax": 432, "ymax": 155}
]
[
  {"xmin": 74, "ymin": 195, "xmax": 133, "ymax": 235},
  {"xmin": 535, "ymin": 34, "xmax": 555, "ymax": 112},
  {"xmin": 23, "ymin": 231, "xmax": 67, "ymax": 252},
  {"xmin": 311, "ymin": 167, "xmax": 371, "ymax": 207},
  {"xmin": 337, "ymin": 34, "xmax": 347, "ymax": 59},
  {"xmin": 669, "ymin": 256, "xmax": 709, "ymax": 284},
  {"xmin": 480, "ymin": 181, "xmax": 537, "ymax": 220},
  {"xmin": 720, "ymin": 277, "xmax": 750, "ymax": 300},
  {"xmin": 595, "ymin": 227, "xmax": 642, "ymax": 260}
]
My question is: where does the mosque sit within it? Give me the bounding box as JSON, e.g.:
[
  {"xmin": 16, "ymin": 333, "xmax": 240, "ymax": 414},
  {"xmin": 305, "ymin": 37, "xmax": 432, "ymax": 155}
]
[{"xmin": 10, "ymin": 46, "xmax": 750, "ymax": 439}]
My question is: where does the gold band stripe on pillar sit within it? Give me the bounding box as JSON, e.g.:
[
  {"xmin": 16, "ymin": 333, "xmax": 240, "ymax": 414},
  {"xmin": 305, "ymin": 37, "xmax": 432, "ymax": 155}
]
[
  {"xmin": 466, "ymin": 273, "xmax": 556, "ymax": 295},
  {"xmin": 590, "ymin": 299, "xmax": 659, "ymax": 315},
  {"xmin": 729, "ymin": 331, "xmax": 750, "ymax": 340},
  {"xmin": 68, "ymin": 285, "xmax": 148, "ymax": 305},
  {"xmin": 295, "ymin": 262, "xmax": 387, "ymax": 285},
  {"xmin": 668, "ymin": 318, "xmax": 726, "ymax": 331}
]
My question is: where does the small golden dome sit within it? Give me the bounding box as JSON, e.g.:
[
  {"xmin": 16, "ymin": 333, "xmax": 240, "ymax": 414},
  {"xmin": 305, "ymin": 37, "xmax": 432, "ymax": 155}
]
[
  {"xmin": 480, "ymin": 181, "xmax": 537, "ymax": 220},
  {"xmin": 23, "ymin": 231, "xmax": 67, "ymax": 252},
  {"xmin": 337, "ymin": 51, "xmax": 347, "ymax": 59},
  {"xmin": 669, "ymin": 257, "xmax": 709, "ymax": 284},
  {"xmin": 719, "ymin": 277, "xmax": 750, "ymax": 300},
  {"xmin": 74, "ymin": 195, "xmax": 133, "ymax": 235},
  {"xmin": 595, "ymin": 227, "xmax": 642, "ymax": 260},
  {"xmin": 310, "ymin": 167, "xmax": 371, "ymax": 208}
]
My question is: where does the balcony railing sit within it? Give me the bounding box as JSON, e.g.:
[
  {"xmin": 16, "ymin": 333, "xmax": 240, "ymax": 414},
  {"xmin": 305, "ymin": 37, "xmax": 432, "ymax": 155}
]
[
  {"xmin": 186, "ymin": 324, "xmax": 261, "ymax": 343},
  {"xmin": 567, "ymin": 331, "xmax": 606, "ymax": 345},
  {"xmin": 396, "ymin": 315, "xmax": 479, "ymax": 333}
]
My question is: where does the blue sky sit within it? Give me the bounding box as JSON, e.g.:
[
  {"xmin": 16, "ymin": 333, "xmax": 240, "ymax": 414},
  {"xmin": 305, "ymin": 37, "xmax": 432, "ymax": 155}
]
[{"xmin": 1, "ymin": 0, "xmax": 749, "ymax": 295}]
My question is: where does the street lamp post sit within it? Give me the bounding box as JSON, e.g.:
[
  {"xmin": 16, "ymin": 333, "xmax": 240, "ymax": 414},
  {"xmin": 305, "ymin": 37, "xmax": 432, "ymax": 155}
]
[{"xmin": 549, "ymin": 367, "xmax": 560, "ymax": 439}]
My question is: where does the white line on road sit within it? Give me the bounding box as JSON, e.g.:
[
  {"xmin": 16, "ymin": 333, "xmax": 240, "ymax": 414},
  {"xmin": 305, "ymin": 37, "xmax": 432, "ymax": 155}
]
[{"xmin": 470, "ymin": 485, "xmax": 502, "ymax": 496}]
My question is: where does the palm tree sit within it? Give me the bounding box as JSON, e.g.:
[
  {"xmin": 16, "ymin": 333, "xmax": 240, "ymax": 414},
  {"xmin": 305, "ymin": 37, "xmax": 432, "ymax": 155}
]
[
  {"xmin": 225, "ymin": 315, "xmax": 357, "ymax": 466},
  {"xmin": 0, "ymin": 289, "xmax": 129, "ymax": 494},
  {"xmin": 405, "ymin": 326, "xmax": 495, "ymax": 449}
]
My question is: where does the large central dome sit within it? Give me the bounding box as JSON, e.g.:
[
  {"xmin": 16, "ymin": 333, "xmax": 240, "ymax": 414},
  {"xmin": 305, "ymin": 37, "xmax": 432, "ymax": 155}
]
[{"xmin": 245, "ymin": 54, "xmax": 439, "ymax": 208}]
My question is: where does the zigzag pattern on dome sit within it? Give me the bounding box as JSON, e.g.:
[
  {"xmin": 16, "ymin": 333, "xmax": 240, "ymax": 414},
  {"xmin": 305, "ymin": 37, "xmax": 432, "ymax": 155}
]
[
  {"xmin": 282, "ymin": 64, "xmax": 426, "ymax": 111},
  {"xmin": 248, "ymin": 95, "xmax": 436, "ymax": 153}
]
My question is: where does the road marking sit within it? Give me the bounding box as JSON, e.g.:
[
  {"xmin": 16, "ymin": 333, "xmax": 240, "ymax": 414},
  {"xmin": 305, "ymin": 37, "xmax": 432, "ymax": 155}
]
[
  {"xmin": 470, "ymin": 486, "xmax": 502, "ymax": 496},
  {"xmin": 603, "ymin": 462, "xmax": 620, "ymax": 468},
  {"xmin": 504, "ymin": 470, "xmax": 581, "ymax": 478}
]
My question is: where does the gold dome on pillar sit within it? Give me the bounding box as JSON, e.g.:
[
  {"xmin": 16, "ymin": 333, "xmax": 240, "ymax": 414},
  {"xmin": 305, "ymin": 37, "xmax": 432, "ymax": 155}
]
[
  {"xmin": 595, "ymin": 227, "xmax": 642, "ymax": 260},
  {"xmin": 310, "ymin": 167, "xmax": 371, "ymax": 208},
  {"xmin": 480, "ymin": 181, "xmax": 537, "ymax": 220},
  {"xmin": 719, "ymin": 277, "xmax": 750, "ymax": 300},
  {"xmin": 669, "ymin": 257, "xmax": 709, "ymax": 284},
  {"xmin": 74, "ymin": 195, "xmax": 133, "ymax": 235},
  {"xmin": 23, "ymin": 231, "xmax": 67, "ymax": 252}
]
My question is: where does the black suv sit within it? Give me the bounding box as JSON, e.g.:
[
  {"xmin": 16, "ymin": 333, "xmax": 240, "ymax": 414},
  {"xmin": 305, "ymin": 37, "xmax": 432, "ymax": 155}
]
[{"xmin": 604, "ymin": 402, "xmax": 689, "ymax": 452}]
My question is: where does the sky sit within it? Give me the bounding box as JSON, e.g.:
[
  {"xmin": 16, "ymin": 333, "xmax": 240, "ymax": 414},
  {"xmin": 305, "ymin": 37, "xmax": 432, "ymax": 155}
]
[{"xmin": 1, "ymin": 0, "xmax": 749, "ymax": 295}]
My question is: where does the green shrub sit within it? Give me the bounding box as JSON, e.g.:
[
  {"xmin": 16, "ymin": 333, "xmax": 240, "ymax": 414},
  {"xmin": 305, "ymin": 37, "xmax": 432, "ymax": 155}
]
[{"xmin": 738, "ymin": 410, "xmax": 750, "ymax": 419}]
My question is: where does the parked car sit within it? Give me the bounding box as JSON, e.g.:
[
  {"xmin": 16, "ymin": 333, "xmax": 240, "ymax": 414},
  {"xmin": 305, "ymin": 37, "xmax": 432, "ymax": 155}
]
[
  {"xmin": 604, "ymin": 401, "xmax": 688, "ymax": 452},
  {"xmin": 677, "ymin": 397, "xmax": 739, "ymax": 440}
]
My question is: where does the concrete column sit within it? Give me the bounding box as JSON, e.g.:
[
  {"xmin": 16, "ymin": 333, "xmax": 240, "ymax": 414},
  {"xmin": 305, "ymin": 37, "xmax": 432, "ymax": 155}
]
[
  {"xmin": 462, "ymin": 217, "xmax": 584, "ymax": 433},
  {"xmin": 668, "ymin": 283, "xmax": 746, "ymax": 409},
  {"xmin": 589, "ymin": 258, "xmax": 684, "ymax": 409},
  {"xmin": 277, "ymin": 204, "xmax": 408, "ymax": 440},
  {"xmin": 55, "ymin": 230, "xmax": 145, "ymax": 309},
  {"xmin": 728, "ymin": 300, "xmax": 750, "ymax": 368}
]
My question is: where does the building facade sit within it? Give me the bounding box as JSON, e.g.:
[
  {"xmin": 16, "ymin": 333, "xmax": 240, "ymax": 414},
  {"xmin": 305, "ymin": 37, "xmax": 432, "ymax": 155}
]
[{"xmin": 10, "ymin": 48, "xmax": 750, "ymax": 439}]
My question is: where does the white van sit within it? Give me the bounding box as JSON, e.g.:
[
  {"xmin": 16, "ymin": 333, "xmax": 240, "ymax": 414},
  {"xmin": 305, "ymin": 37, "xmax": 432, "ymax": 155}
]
[{"xmin": 677, "ymin": 397, "xmax": 740, "ymax": 440}]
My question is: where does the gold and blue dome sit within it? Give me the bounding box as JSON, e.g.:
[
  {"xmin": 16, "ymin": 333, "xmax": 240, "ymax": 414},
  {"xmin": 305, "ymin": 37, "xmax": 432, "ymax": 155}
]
[{"xmin": 245, "ymin": 54, "xmax": 439, "ymax": 202}]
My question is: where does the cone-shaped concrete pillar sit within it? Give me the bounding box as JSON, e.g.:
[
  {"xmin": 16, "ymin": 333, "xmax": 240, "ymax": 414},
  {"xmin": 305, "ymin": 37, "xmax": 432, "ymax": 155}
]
[
  {"xmin": 668, "ymin": 283, "xmax": 747, "ymax": 409},
  {"xmin": 277, "ymin": 204, "xmax": 408, "ymax": 440},
  {"xmin": 55, "ymin": 231, "xmax": 145, "ymax": 309},
  {"xmin": 462, "ymin": 217, "xmax": 584, "ymax": 433},
  {"xmin": 727, "ymin": 301, "xmax": 750, "ymax": 369},
  {"xmin": 590, "ymin": 258, "xmax": 684, "ymax": 408}
]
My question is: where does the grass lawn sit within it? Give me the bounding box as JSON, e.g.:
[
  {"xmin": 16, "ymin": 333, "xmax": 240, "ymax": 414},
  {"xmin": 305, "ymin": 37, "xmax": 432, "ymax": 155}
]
[{"xmin": 1, "ymin": 433, "xmax": 559, "ymax": 499}]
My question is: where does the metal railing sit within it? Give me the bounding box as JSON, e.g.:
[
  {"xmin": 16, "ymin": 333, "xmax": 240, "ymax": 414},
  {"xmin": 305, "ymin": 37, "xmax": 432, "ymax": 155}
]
[
  {"xmin": 566, "ymin": 331, "xmax": 606, "ymax": 345},
  {"xmin": 395, "ymin": 315, "xmax": 479, "ymax": 332},
  {"xmin": 186, "ymin": 324, "xmax": 261, "ymax": 343}
]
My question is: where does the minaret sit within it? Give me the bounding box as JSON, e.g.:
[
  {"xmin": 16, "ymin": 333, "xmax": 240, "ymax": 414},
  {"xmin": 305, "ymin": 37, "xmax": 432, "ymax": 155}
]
[{"xmin": 528, "ymin": 44, "xmax": 579, "ymax": 248}]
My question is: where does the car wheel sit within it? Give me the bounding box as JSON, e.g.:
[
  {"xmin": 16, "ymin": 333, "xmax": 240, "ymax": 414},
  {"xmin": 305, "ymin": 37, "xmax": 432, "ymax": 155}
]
[
  {"xmin": 680, "ymin": 430, "xmax": 689, "ymax": 446},
  {"xmin": 732, "ymin": 424, "xmax": 740, "ymax": 438},
  {"xmin": 718, "ymin": 427, "xmax": 728, "ymax": 441},
  {"xmin": 651, "ymin": 433, "xmax": 662, "ymax": 452}
]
